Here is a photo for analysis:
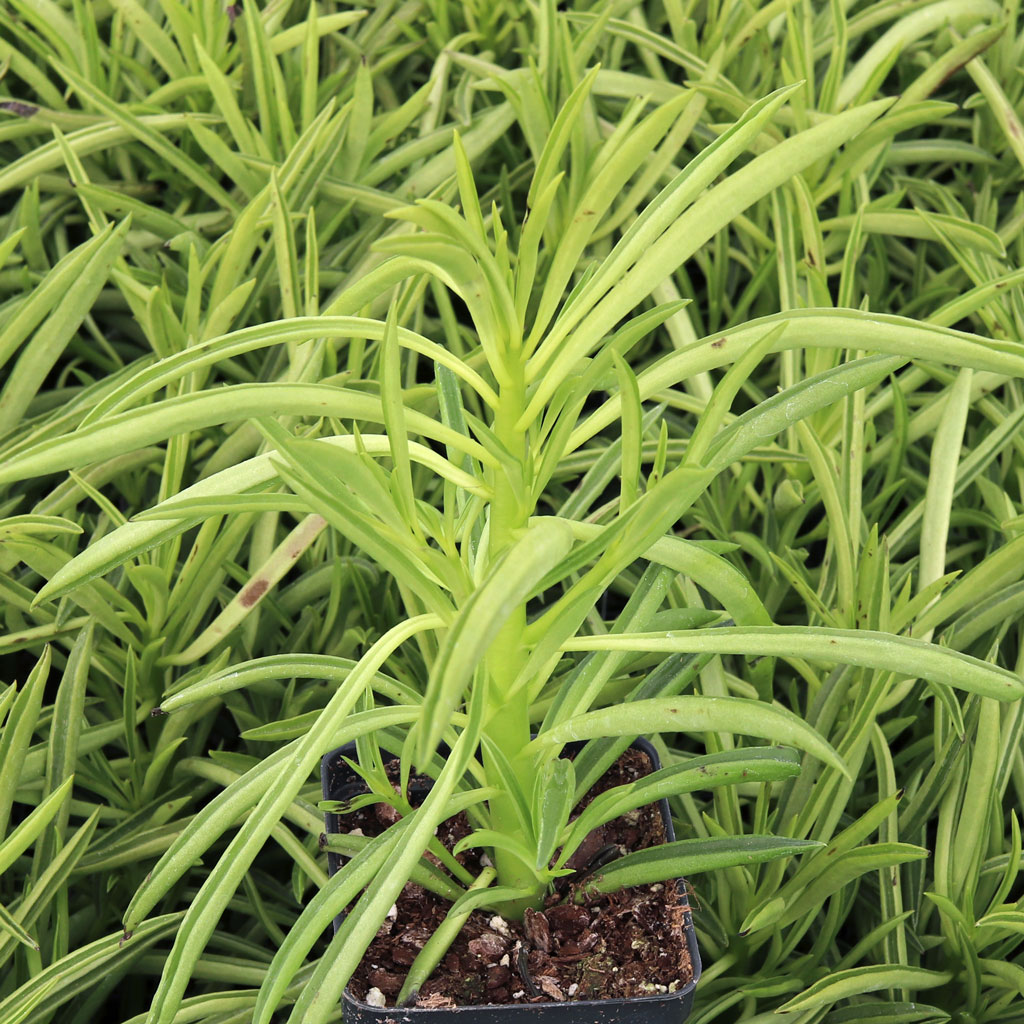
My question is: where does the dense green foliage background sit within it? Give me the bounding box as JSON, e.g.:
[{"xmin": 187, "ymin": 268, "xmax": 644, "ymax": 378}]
[{"xmin": 1, "ymin": 1, "xmax": 1024, "ymax": 1022}]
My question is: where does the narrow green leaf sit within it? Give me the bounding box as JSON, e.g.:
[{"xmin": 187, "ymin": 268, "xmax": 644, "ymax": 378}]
[
  {"xmin": 562, "ymin": 749, "xmax": 802, "ymax": 866},
  {"xmin": 778, "ymin": 965, "xmax": 953, "ymax": 1013},
  {"xmin": 0, "ymin": 899, "xmax": 38, "ymax": 950},
  {"xmin": 584, "ymin": 835, "xmax": 823, "ymax": 894},
  {"xmin": 533, "ymin": 758, "xmax": 575, "ymax": 869},
  {"xmin": 537, "ymin": 694, "xmax": 847, "ymax": 777},
  {"xmin": 0, "ymin": 777, "xmax": 74, "ymax": 876},
  {"xmin": 562, "ymin": 627, "xmax": 1024, "ymax": 701},
  {"xmin": 380, "ymin": 298, "xmax": 419, "ymax": 533},
  {"xmin": 0, "ymin": 647, "xmax": 51, "ymax": 837},
  {"xmin": 611, "ymin": 352, "xmax": 642, "ymax": 512},
  {"xmin": 0, "ymin": 383, "xmax": 493, "ymax": 489}
]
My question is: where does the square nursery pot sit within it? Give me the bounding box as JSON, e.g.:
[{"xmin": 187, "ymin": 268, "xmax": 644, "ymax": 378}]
[{"xmin": 321, "ymin": 737, "xmax": 702, "ymax": 1023}]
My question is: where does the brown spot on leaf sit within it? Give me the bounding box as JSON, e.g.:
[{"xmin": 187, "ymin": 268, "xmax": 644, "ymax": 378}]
[
  {"xmin": 935, "ymin": 58, "xmax": 972, "ymax": 89},
  {"xmin": 711, "ymin": 338, "xmax": 726, "ymax": 349},
  {"xmin": 240, "ymin": 578, "xmax": 270, "ymax": 606},
  {"xmin": 0, "ymin": 101, "xmax": 38, "ymax": 117}
]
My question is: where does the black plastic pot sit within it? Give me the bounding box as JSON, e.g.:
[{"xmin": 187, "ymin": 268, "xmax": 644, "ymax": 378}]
[{"xmin": 321, "ymin": 738, "xmax": 702, "ymax": 1023}]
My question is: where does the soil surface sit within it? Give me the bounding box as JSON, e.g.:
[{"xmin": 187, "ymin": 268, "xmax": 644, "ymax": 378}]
[{"xmin": 332, "ymin": 748, "xmax": 693, "ymax": 1009}]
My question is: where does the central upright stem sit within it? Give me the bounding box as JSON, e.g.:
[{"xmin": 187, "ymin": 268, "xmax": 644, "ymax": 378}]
[{"xmin": 481, "ymin": 361, "xmax": 543, "ymax": 914}]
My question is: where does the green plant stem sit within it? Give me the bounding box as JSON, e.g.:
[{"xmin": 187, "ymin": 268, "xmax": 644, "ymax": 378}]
[{"xmin": 481, "ymin": 358, "xmax": 543, "ymax": 915}]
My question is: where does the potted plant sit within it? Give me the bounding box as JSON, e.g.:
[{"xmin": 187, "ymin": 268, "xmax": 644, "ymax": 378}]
[
  {"xmin": 187, "ymin": 82, "xmax": 880, "ymax": 1022},
  {"xmin": 320, "ymin": 732, "xmax": 710, "ymax": 1022},
  {"xmin": 12, "ymin": 66, "xmax": 1020, "ymax": 1024},
  {"xmin": 223, "ymin": 80, "xmax": 893, "ymax": 1020}
]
